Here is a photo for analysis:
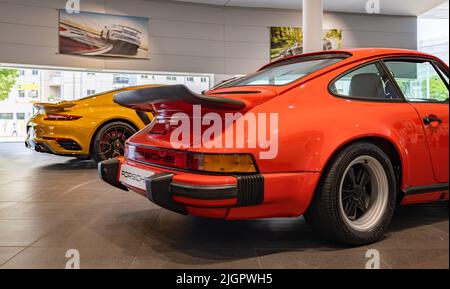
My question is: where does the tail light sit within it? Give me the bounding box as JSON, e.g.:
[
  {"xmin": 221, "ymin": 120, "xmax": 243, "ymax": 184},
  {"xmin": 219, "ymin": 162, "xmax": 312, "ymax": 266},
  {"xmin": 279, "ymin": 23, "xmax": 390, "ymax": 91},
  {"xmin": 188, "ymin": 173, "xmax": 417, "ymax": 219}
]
[
  {"xmin": 125, "ymin": 144, "xmax": 257, "ymax": 174},
  {"xmin": 187, "ymin": 153, "xmax": 257, "ymax": 173},
  {"xmin": 125, "ymin": 144, "xmax": 187, "ymax": 168},
  {"xmin": 44, "ymin": 114, "xmax": 82, "ymax": 121}
]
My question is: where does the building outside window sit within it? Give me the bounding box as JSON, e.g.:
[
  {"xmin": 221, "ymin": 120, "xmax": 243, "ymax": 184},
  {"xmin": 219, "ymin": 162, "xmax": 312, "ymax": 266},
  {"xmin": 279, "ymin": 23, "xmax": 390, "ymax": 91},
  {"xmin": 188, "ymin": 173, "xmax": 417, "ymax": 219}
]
[
  {"xmin": 29, "ymin": 90, "xmax": 38, "ymax": 99},
  {"xmin": 0, "ymin": 67, "xmax": 212, "ymax": 140},
  {"xmin": 114, "ymin": 74, "xmax": 130, "ymax": 85},
  {"xmin": 418, "ymin": 1, "xmax": 449, "ymax": 64},
  {"xmin": 0, "ymin": 113, "xmax": 14, "ymax": 120}
]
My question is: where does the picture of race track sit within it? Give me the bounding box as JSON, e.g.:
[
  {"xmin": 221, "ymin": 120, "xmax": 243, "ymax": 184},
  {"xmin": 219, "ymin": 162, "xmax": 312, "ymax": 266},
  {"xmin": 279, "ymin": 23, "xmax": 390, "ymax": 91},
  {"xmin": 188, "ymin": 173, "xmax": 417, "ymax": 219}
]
[{"xmin": 59, "ymin": 11, "xmax": 149, "ymax": 59}]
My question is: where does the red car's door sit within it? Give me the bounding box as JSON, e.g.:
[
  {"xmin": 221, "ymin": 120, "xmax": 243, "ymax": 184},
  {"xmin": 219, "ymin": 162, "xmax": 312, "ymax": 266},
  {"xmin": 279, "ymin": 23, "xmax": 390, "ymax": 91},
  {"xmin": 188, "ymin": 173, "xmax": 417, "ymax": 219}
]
[
  {"xmin": 411, "ymin": 103, "xmax": 449, "ymax": 183},
  {"xmin": 384, "ymin": 59, "xmax": 449, "ymax": 184}
]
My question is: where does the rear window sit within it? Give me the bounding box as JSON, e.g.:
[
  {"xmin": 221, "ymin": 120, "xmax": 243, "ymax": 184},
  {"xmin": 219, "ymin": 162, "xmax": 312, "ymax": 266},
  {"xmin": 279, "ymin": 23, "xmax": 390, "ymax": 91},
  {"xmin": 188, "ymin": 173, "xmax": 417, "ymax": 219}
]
[
  {"xmin": 77, "ymin": 88, "xmax": 125, "ymax": 101},
  {"xmin": 221, "ymin": 55, "xmax": 349, "ymax": 88}
]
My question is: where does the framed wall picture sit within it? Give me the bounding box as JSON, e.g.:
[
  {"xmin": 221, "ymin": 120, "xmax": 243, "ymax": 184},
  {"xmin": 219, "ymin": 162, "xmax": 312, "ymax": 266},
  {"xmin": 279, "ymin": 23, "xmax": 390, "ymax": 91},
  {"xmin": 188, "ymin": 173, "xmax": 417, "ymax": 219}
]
[
  {"xmin": 270, "ymin": 27, "xmax": 342, "ymax": 61},
  {"xmin": 59, "ymin": 10, "xmax": 149, "ymax": 59}
]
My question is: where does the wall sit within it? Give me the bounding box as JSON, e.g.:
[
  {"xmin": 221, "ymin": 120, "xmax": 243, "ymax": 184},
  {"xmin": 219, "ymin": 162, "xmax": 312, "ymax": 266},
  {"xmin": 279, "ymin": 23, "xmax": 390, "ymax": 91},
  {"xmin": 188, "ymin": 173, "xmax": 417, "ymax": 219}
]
[{"xmin": 0, "ymin": 0, "xmax": 418, "ymax": 76}]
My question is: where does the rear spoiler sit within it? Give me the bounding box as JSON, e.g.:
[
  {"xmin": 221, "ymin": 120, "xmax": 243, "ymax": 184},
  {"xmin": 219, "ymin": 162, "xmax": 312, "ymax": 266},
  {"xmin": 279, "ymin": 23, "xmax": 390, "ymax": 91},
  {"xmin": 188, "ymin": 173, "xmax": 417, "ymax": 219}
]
[
  {"xmin": 33, "ymin": 101, "xmax": 76, "ymax": 113},
  {"xmin": 113, "ymin": 85, "xmax": 246, "ymax": 112}
]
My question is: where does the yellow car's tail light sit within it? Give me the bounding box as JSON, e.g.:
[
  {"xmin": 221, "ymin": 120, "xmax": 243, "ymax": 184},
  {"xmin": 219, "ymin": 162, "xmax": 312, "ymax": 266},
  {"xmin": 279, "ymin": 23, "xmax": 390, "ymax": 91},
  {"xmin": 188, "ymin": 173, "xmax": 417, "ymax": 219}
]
[{"xmin": 44, "ymin": 114, "xmax": 82, "ymax": 121}]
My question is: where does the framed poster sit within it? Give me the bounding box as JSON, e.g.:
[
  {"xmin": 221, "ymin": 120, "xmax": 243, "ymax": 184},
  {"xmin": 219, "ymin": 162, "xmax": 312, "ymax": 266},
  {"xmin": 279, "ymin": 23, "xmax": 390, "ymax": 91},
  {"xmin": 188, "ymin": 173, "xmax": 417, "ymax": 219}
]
[
  {"xmin": 270, "ymin": 27, "xmax": 342, "ymax": 61},
  {"xmin": 59, "ymin": 10, "xmax": 149, "ymax": 59}
]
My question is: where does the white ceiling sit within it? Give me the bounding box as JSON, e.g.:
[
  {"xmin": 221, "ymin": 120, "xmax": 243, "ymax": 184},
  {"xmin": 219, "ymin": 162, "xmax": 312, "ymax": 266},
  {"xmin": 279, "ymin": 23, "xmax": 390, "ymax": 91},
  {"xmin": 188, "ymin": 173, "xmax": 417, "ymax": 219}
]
[
  {"xmin": 168, "ymin": 0, "xmax": 449, "ymax": 16},
  {"xmin": 420, "ymin": 1, "xmax": 449, "ymax": 18}
]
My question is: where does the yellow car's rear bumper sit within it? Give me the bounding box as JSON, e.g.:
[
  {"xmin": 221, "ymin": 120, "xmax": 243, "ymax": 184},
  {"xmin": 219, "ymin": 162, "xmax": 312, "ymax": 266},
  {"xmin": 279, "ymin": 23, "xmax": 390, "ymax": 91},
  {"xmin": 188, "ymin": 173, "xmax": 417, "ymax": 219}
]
[{"xmin": 25, "ymin": 114, "xmax": 93, "ymax": 157}]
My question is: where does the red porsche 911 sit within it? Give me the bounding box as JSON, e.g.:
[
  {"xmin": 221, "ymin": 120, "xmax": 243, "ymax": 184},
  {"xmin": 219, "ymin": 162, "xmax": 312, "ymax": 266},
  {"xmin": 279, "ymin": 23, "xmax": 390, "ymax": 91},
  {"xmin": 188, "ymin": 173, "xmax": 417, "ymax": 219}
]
[{"xmin": 100, "ymin": 48, "xmax": 449, "ymax": 245}]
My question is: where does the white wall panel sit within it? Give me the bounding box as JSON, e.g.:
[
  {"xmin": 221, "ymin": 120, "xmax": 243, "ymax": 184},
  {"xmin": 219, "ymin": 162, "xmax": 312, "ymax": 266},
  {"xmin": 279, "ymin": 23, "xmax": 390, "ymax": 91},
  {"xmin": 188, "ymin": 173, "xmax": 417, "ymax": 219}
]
[
  {"xmin": 224, "ymin": 25, "xmax": 268, "ymax": 43},
  {"xmin": 0, "ymin": 23, "xmax": 56, "ymax": 47},
  {"xmin": 150, "ymin": 19, "xmax": 224, "ymax": 41},
  {"xmin": 224, "ymin": 42, "xmax": 268, "ymax": 59},
  {"xmin": 0, "ymin": 2, "xmax": 57, "ymax": 27}
]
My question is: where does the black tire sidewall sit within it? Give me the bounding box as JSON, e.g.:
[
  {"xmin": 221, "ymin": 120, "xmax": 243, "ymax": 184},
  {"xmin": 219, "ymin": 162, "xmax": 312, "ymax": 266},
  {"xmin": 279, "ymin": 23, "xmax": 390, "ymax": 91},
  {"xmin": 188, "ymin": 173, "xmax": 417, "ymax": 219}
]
[
  {"xmin": 311, "ymin": 142, "xmax": 397, "ymax": 245},
  {"xmin": 91, "ymin": 121, "xmax": 136, "ymax": 163}
]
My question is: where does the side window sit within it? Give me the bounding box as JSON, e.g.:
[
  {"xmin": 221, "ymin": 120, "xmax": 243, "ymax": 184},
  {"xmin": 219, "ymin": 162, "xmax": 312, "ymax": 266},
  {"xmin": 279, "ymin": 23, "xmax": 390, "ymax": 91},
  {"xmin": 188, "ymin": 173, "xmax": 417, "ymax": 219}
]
[
  {"xmin": 331, "ymin": 62, "xmax": 400, "ymax": 100},
  {"xmin": 384, "ymin": 60, "xmax": 449, "ymax": 103}
]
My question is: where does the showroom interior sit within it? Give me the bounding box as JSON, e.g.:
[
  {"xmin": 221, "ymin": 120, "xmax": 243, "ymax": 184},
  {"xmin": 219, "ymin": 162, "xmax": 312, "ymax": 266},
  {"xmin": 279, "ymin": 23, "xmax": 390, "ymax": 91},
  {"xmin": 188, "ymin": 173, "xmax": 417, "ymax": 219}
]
[{"xmin": 0, "ymin": 0, "xmax": 448, "ymax": 269}]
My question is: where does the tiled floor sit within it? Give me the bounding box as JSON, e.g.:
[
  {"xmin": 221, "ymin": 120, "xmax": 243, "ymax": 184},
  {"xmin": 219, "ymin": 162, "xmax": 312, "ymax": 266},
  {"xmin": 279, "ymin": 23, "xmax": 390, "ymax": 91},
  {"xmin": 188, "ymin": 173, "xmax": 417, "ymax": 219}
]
[{"xmin": 0, "ymin": 142, "xmax": 448, "ymax": 269}]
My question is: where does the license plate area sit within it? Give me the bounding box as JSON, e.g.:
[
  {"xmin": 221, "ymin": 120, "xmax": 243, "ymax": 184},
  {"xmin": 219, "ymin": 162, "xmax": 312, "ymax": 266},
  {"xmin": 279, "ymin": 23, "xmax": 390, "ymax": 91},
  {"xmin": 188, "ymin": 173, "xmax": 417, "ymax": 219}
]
[{"xmin": 119, "ymin": 164, "xmax": 155, "ymax": 191}]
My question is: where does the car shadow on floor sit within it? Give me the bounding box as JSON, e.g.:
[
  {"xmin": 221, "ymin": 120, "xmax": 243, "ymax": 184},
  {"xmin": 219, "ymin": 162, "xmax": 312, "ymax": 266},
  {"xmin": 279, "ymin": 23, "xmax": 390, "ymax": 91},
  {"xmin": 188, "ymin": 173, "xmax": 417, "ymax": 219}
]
[
  {"xmin": 105, "ymin": 202, "xmax": 448, "ymax": 267},
  {"xmin": 388, "ymin": 202, "xmax": 449, "ymax": 232},
  {"xmin": 39, "ymin": 158, "xmax": 98, "ymax": 170}
]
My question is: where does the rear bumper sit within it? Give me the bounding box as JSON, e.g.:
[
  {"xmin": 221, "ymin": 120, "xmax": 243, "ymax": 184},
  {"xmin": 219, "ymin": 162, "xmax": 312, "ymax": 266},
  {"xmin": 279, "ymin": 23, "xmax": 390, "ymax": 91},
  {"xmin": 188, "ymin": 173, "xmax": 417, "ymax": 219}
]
[
  {"xmin": 25, "ymin": 137, "xmax": 87, "ymax": 157},
  {"xmin": 26, "ymin": 116, "xmax": 92, "ymax": 156},
  {"xmin": 99, "ymin": 158, "xmax": 320, "ymax": 220}
]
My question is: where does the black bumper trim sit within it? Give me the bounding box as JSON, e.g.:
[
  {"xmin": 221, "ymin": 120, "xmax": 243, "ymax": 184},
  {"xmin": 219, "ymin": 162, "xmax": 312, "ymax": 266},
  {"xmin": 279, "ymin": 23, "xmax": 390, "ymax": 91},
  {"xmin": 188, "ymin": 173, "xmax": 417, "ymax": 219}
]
[
  {"xmin": 236, "ymin": 174, "xmax": 264, "ymax": 206},
  {"xmin": 26, "ymin": 139, "xmax": 88, "ymax": 157},
  {"xmin": 145, "ymin": 173, "xmax": 188, "ymax": 215},
  {"xmin": 98, "ymin": 159, "xmax": 129, "ymax": 191},
  {"xmin": 171, "ymin": 183, "xmax": 238, "ymax": 200}
]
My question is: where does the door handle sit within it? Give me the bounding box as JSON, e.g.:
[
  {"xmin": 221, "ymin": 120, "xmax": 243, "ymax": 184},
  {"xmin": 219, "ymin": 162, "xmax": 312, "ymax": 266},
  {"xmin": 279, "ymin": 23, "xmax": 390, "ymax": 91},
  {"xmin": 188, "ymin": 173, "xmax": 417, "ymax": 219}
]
[{"xmin": 423, "ymin": 115, "xmax": 443, "ymax": 125}]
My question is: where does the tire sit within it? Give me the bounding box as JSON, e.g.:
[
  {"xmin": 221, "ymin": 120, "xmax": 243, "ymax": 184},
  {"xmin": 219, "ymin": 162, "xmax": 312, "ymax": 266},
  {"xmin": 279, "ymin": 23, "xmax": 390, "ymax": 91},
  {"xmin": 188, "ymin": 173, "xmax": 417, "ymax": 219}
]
[
  {"xmin": 304, "ymin": 142, "xmax": 397, "ymax": 245},
  {"xmin": 91, "ymin": 121, "xmax": 137, "ymax": 163}
]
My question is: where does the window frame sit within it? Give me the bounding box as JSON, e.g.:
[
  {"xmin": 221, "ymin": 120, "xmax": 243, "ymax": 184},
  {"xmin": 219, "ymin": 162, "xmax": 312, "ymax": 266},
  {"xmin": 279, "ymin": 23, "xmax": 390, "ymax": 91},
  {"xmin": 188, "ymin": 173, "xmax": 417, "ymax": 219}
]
[
  {"xmin": 0, "ymin": 113, "xmax": 14, "ymax": 120},
  {"xmin": 381, "ymin": 57, "xmax": 449, "ymax": 105},
  {"xmin": 16, "ymin": 112, "xmax": 26, "ymax": 120},
  {"xmin": 328, "ymin": 59, "xmax": 406, "ymax": 103}
]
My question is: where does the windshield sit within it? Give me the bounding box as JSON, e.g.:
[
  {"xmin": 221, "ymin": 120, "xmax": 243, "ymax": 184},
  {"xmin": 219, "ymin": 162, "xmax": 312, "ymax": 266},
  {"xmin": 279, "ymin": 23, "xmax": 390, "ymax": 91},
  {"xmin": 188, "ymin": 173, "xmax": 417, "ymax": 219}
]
[{"xmin": 221, "ymin": 56, "xmax": 348, "ymax": 88}]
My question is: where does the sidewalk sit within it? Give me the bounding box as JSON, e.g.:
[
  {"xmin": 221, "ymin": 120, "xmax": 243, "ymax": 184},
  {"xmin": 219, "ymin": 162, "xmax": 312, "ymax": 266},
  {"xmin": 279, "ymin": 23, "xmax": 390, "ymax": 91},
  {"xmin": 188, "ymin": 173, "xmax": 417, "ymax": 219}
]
[{"xmin": 0, "ymin": 137, "xmax": 25, "ymax": 143}]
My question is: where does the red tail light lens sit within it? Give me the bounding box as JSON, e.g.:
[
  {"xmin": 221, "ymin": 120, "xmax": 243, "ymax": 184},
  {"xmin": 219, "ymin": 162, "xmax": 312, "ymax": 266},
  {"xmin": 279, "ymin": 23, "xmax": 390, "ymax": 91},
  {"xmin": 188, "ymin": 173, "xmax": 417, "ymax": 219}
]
[
  {"xmin": 125, "ymin": 144, "xmax": 187, "ymax": 168},
  {"xmin": 44, "ymin": 114, "xmax": 82, "ymax": 121},
  {"xmin": 125, "ymin": 144, "xmax": 257, "ymax": 173}
]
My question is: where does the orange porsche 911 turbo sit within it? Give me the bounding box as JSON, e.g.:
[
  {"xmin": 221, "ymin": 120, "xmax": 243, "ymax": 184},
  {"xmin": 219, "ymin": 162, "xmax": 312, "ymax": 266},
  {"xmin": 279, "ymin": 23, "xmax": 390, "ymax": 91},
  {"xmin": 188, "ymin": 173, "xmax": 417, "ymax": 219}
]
[{"xmin": 100, "ymin": 48, "xmax": 449, "ymax": 245}]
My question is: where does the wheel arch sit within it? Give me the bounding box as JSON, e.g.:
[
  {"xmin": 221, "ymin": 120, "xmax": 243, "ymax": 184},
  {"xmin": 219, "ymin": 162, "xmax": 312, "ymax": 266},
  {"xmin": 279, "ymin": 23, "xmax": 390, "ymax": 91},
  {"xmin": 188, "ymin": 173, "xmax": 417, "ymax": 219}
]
[
  {"xmin": 88, "ymin": 117, "xmax": 140, "ymax": 156},
  {"xmin": 317, "ymin": 135, "xmax": 407, "ymax": 204}
]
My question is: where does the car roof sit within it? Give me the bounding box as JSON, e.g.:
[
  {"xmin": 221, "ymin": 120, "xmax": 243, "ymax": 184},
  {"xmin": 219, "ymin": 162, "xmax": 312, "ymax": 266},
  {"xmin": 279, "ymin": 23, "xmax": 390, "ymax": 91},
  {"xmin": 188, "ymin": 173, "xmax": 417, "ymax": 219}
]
[{"xmin": 259, "ymin": 48, "xmax": 445, "ymax": 71}]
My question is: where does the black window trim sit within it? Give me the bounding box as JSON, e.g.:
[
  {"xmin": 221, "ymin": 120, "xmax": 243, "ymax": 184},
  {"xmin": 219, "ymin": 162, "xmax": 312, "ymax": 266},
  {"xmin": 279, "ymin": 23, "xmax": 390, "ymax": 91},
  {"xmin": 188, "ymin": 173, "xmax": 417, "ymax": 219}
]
[
  {"xmin": 381, "ymin": 56, "xmax": 449, "ymax": 105},
  {"xmin": 431, "ymin": 61, "xmax": 449, "ymax": 88},
  {"xmin": 328, "ymin": 59, "xmax": 407, "ymax": 103}
]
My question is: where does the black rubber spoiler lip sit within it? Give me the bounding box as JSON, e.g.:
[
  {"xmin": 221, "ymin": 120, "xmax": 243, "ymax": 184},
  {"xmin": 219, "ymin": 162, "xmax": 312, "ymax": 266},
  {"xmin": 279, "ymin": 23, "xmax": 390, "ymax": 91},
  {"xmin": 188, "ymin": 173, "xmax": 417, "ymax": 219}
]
[{"xmin": 114, "ymin": 84, "xmax": 246, "ymax": 111}]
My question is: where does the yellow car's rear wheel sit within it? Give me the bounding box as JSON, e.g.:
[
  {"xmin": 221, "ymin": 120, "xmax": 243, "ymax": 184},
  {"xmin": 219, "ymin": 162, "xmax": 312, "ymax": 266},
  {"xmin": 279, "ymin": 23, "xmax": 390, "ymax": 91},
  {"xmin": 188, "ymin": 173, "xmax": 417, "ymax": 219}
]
[{"xmin": 91, "ymin": 121, "xmax": 137, "ymax": 162}]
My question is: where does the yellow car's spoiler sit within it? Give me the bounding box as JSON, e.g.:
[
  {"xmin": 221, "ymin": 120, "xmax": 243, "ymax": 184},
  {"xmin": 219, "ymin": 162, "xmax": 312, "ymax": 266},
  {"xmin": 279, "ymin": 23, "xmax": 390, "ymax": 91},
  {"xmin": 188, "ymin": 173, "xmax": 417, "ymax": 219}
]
[{"xmin": 33, "ymin": 101, "xmax": 77, "ymax": 113}]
